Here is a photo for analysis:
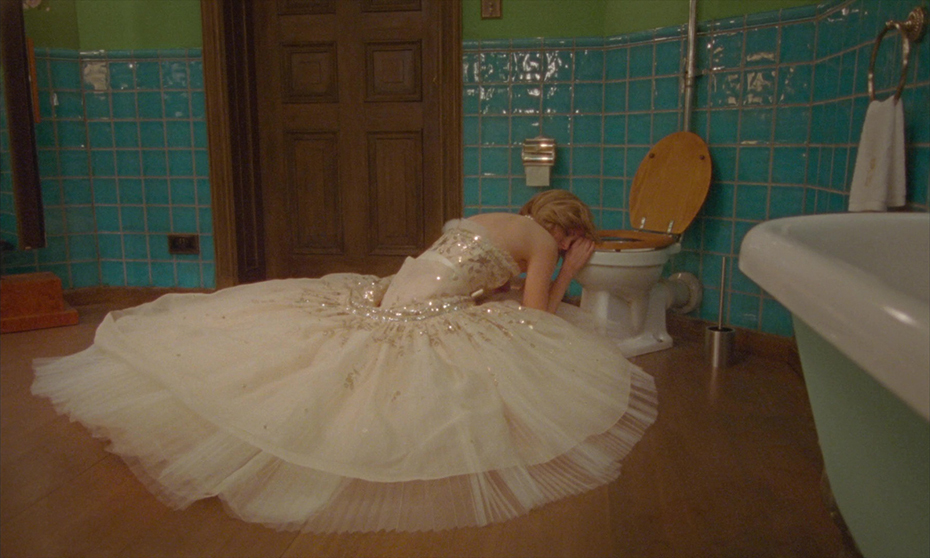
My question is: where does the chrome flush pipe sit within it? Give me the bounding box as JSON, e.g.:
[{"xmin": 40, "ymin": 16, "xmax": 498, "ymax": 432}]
[{"xmin": 683, "ymin": 0, "xmax": 698, "ymax": 132}]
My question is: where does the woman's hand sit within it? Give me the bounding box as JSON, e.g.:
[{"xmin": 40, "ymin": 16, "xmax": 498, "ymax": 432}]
[{"xmin": 559, "ymin": 237, "xmax": 595, "ymax": 280}]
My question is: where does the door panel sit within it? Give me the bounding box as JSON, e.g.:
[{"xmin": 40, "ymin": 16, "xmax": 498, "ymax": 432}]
[{"xmin": 255, "ymin": 0, "xmax": 454, "ymax": 278}]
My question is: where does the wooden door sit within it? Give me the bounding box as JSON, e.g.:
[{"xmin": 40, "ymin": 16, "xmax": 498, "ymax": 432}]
[{"xmin": 252, "ymin": 0, "xmax": 460, "ymax": 279}]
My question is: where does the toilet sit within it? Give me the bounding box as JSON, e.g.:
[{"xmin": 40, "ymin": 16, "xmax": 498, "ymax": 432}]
[{"xmin": 575, "ymin": 131, "xmax": 712, "ymax": 357}]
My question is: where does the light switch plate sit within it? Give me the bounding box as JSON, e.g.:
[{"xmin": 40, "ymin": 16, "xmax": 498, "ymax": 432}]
[{"xmin": 481, "ymin": 0, "xmax": 502, "ymax": 19}]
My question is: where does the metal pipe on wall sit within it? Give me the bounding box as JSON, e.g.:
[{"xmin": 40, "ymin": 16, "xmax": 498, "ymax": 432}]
[{"xmin": 683, "ymin": 0, "xmax": 698, "ymax": 133}]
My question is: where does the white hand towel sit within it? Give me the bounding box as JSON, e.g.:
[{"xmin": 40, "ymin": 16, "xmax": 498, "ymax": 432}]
[{"xmin": 848, "ymin": 96, "xmax": 907, "ymax": 212}]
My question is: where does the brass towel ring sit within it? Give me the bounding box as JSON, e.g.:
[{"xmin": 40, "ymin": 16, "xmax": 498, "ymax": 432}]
[{"xmin": 868, "ymin": 7, "xmax": 927, "ymax": 101}]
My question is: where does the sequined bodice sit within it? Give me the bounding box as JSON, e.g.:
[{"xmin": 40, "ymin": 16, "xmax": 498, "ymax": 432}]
[{"xmin": 378, "ymin": 219, "xmax": 521, "ymax": 310}]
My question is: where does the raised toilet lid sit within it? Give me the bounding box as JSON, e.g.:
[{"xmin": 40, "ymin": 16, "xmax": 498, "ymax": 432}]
[{"xmin": 629, "ymin": 131, "xmax": 712, "ymax": 236}]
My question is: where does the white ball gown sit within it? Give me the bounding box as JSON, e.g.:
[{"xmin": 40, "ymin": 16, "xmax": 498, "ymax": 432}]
[{"xmin": 32, "ymin": 219, "xmax": 658, "ymax": 533}]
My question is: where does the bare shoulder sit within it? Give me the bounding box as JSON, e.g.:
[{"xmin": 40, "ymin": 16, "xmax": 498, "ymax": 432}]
[{"xmin": 467, "ymin": 213, "xmax": 555, "ymax": 265}]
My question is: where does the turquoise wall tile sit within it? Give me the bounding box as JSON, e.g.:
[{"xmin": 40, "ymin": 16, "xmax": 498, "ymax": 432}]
[
  {"xmin": 164, "ymin": 92, "xmax": 190, "ymax": 118},
  {"xmin": 144, "ymin": 178, "xmax": 170, "ymax": 205},
  {"xmin": 116, "ymin": 151, "xmax": 141, "ymax": 176},
  {"xmin": 511, "ymin": 116, "xmax": 539, "ymax": 143},
  {"xmin": 628, "ymin": 44, "xmax": 653, "ymax": 78},
  {"xmin": 604, "ymin": 115, "xmax": 626, "ymax": 144},
  {"xmin": 177, "ymin": 261, "xmax": 202, "ymax": 288},
  {"xmin": 729, "ymin": 292, "xmax": 761, "ymax": 329},
  {"xmin": 545, "ymin": 50, "xmax": 573, "ymax": 82},
  {"xmin": 576, "ymin": 49, "xmax": 605, "ymax": 81},
  {"xmin": 87, "ymin": 122, "xmax": 113, "ymax": 148},
  {"xmin": 780, "ymin": 21, "xmax": 816, "ymax": 63},
  {"xmin": 604, "ymin": 48, "xmax": 628, "ymax": 80},
  {"xmin": 58, "ymin": 121, "xmax": 87, "ymax": 147},
  {"xmin": 93, "ymin": 178, "xmax": 118, "ymax": 204},
  {"xmin": 125, "ymin": 261, "xmax": 151, "ymax": 285},
  {"xmin": 143, "ymin": 151, "xmax": 168, "ymax": 176},
  {"xmin": 100, "ymin": 261, "xmax": 125, "ymax": 285},
  {"xmin": 172, "ymin": 207, "xmax": 198, "ymax": 233},
  {"xmin": 135, "ymin": 61, "xmax": 161, "ymax": 89},
  {"xmin": 114, "ymin": 122, "xmax": 139, "ymax": 148},
  {"xmin": 745, "ymin": 26, "xmax": 778, "ymax": 66},
  {"xmin": 149, "ymin": 235, "xmax": 171, "ymax": 259},
  {"xmin": 604, "ymin": 81, "xmax": 626, "ymax": 112},
  {"xmin": 151, "ymin": 261, "xmax": 176, "ymax": 287},
  {"xmin": 96, "ymin": 206, "xmax": 120, "ymax": 232},
  {"xmin": 54, "ymin": 91, "xmax": 84, "ymax": 119},
  {"xmin": 63, "ymin": 179, "xmax": 93, "ymax": 205},
  {"xmin": 137, "ymin": 92, "xmax": 164, "ymax": 118},
  {"xmin": 738, "ymin": 146, "xmax": 771, "ymax": 182},
  {"xmin": 60, "ymin": 150, "xmax": 89, "ymax": 176},
  {"xmin": 67, "ymin": 234, "xmax": 97, "ymax": 262},
  {"xmin": 147, "ymin": 207, "xmax": 171, "ymax": 233},
  {"xmin": 84, "ymin": 93, "xmax": 111, "ymax": 119},
  {"xmin": 170, "ymin": 179, "xmax": 197, "ymax": 205},
  {"xmin": 109, "ymin": 62, "xmax": 135, "ymax": 90},
  {"xmin": 777, "ymin": 63, "xmax": 812, "ymax": 104},
  {"xmin": 708, "ymin": 109, "xmax": 739, "ymax": 144},
  {"xmin": 735, "ymin": 184, "xmax": 769, "ymax": 219},
  {"xmin": 118, "ymin": 178, "xmax": 144, "ymax": 204},
  {"xmin": 627, "ymin": 79, "xmax": 651, "ymax": 111},
  {"xmin": 774, "ymin": 105, "xmax": 810, "ymax": 143},
  {"xmin": 653, "ymin": 77, "xmax": 679, "ymax": 110},
  {"xmin": 112, "ymin": 92, "xmax": 137, "ymax": 118},
  {"xmin": 70, "ymin": 262, "xmax": 100, "ymax": 287},
  {"xmin": 602, "ymin": 147, "xmax": 625, "ymax": 177},
  {"xmin": 711, "ymin": 31, "xmax": 744, "ymax": 69},
  {"xmin": 123, "ymin": 234, "xmax": 148, "ymax": 259},
  {"xmin": 654, "ymin": 40, "xmax": 682, "ymax": 76},
  {"xmin": 574, "ymin": 83, "xmax": 604, "ymax": 113},
  {"xmin": 50, "ymin": 59, "xmax": 81, "ymax": 89},
  {"xmin": 140, "ymin": 121, "xmax": 166, "ymax": 147},
  {"xmin": 98, "ymin": 234, "xmax": 123, "ymax": 259},
  {"xmin": 480, "ymin": 177, "xmax": 509, "ymax": 206},
  {"xmin": 771, "ymin": 147, "xmax": 808, "ymax": 184},
  {"xmin": 573, "ymin": 115, "xmax": 603, "ymax": 144},
  {"xmin": 121, "ymin": 206, "xmax": 146, "ymax": 232},
  {"xmin": 510, "ymin": 84, "xmax": 540, "ymax": 114}
]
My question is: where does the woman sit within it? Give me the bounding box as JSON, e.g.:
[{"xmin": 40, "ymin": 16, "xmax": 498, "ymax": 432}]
[{"xmin": 32, "ymin": 189, "xmax": 657, "ymax": 533}]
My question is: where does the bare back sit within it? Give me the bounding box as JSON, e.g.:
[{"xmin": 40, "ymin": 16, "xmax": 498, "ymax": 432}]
[{"xmin": 467, "ymin": 213, "xmax": 560, "ymax": 311}]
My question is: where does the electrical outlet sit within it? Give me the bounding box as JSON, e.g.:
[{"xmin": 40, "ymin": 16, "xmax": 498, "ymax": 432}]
[
  {"xmin": 481, "ymin": 0, "xmax": 502, "ymax": 19},
  {"xmin": 167, "ymin": 234, "xmax": 200, "ymax": 255}
]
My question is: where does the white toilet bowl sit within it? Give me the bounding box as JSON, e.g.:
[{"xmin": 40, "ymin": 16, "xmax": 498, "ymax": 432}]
[
  {"xmin": 574, "ymin": 131, "xmax": 712, "ymax": 357},
  {"xmin": 576, "ymin": 244, "xmax": 702, "ymax": 357}
]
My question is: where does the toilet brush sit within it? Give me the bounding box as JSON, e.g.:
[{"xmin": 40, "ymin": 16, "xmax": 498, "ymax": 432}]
[{"xmin": 705, "ymin": 256, "xmax": 736, "ymax": 368}]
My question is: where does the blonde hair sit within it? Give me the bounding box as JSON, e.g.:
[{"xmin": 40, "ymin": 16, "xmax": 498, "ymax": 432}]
[{"xmin": 519, "ymin": 189, "xmax": 599, "ymax": 241}]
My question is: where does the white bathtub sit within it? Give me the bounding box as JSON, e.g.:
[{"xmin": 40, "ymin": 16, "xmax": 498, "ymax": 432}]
[{"xmin": 740, "ymin": 212, "xmax": 929, "ymax": 558}]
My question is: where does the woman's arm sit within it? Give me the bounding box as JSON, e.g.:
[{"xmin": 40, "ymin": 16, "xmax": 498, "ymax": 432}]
[
  {"xmin": 521, "ymin": 236, "xmax": 595, "ymax": 313},
  {"xmin": 543, "ymin": 237, "xmax": 595, "ymax": 313}
]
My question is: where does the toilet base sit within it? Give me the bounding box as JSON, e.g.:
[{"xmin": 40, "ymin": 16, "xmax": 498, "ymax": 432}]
[
  {"xmin": 617, "ymin": 330, "xmax": 674, "ymax": 358},
  {"xmin": 580, "ymin": 282, "xmax": 676, "ymax": 358}
]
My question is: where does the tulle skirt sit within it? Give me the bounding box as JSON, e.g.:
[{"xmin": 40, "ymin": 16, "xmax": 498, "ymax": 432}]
[{"xmin": 32, "ymin": 276, "xmax": 657, "ymax": 533}]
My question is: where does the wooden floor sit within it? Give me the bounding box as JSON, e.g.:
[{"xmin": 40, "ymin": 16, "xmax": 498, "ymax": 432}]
[{"xmin": 1, "ymin": 297, "xmax": 859, "ymax": 558}]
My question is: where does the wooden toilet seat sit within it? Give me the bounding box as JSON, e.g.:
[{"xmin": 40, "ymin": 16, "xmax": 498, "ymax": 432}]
[
  {"xmin": 595, "ymin": 131, "xmax": 712, "ymax": 252},
  {"xmin": 595, "ymin": 229, "xmax": 677, "ymax": 251}
]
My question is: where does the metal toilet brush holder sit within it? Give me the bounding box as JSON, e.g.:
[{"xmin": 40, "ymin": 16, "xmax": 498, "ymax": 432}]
[{"xmin": 705, "ymin": 257, "xmax": 735, "ymax": 368}]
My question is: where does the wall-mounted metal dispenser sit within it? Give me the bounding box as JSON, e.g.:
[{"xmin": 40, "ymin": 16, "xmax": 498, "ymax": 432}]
[{"xmin": 521, "ymin": 136, "xmax": 556, "ymax": 187}]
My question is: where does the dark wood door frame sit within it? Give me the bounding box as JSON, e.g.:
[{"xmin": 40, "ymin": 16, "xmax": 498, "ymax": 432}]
[{"xmin": 201, "ymin": 0, "xmax": 462, "ymax": 289}]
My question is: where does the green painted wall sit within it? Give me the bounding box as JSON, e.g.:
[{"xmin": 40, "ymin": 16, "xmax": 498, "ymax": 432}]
[
  {"xmin": 23, "ymin": 0, "xmax": 201, "ymax": 50},
  {"xmin": 21, "ymin": 0, "xmax": 821, "ymax": 52},
  {"xmin": 463, "ymin": 0, "xmax": 822, "ymax": 39}
]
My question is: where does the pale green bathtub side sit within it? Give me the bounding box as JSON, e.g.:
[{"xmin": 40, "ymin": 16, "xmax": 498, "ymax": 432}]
[{"xmin": 793, "ymin": 318, "xmax": 929, "ymax": 558}]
